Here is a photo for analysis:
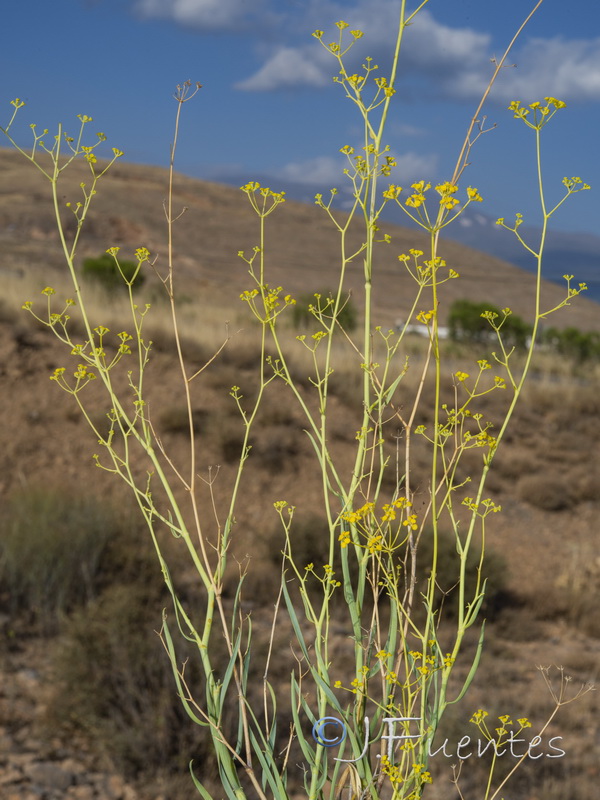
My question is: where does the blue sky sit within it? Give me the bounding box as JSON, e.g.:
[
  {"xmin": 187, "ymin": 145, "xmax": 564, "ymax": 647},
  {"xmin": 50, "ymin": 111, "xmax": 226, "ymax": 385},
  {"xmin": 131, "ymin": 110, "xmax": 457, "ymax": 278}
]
[{"xmin": 2, "ymin": 0, "xmax": 599, "ymax": 235}]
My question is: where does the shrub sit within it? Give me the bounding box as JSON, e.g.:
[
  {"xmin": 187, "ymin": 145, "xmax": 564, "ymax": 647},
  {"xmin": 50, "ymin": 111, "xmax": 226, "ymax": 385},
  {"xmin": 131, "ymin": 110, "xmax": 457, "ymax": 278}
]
[
  {"xmin": 158, "ymin": 406, "xmax": 210, "ymax": 436},
  {"xmin": 82, "ymin": 252, "xmax": 146, "ymax": 292},
  {"xmin": 448, "ymin": 299, "xmax": 501, "ymax": 343},
  {"xmin": 517, "ymin": 474, "xmax": 571, "ymax": 511},
  {"xmin": 555, "ymin": 543, "xmax": 600, "ymax": 638},
  {"xmin": 0, "ymin": 488, "xmax": 161, "ymax": 634},
  {"xmin": 0, "ymin": 488, "xmax": 115, "ymax": 630},
  {"xmin": 448, "ymin": 299, "xmax": 531, "ymax": 348},
  {"xmin": 292, "ymin": 289, "xmax": 358, "ymax": 332},
  {"xmin": 255, "ymin": 425, "xmax": 301, "ymax": 472},
  {"xmin": 218, "ymin": 417, "xmax": 248, "ymax": 463},
  {"xmin": 542, "ymin": 326, "xmax": 600, "ymax": 362},
  {"xmin": 45, "ymin": 582, "xmax": 213, "ymax": 781},
  {"xmin": 416, "ymin": 528, "xmax": 510, "ymax": 621}
]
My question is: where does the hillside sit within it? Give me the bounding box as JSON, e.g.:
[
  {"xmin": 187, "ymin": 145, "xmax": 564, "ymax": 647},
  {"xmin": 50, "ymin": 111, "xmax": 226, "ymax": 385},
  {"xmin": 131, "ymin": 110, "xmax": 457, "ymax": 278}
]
[
  {"xmin": 0, "ymin": 148, "xmax": 598, "ymax": 800},
  {"xmin": 1, "ymin": 147, "xmax": 599, "ymax": 333}
]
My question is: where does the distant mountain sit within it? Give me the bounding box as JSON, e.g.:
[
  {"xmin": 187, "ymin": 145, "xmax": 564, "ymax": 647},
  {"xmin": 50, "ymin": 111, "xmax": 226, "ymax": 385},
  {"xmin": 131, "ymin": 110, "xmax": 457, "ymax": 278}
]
[{"xmin": 443, "ymin": 210, "xmax": 600, "ymax": 303}]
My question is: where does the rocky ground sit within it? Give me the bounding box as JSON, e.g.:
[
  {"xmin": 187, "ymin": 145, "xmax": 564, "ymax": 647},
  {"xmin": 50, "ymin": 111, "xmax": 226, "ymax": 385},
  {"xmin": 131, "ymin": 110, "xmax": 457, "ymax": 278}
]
[{"xmin": 0, "ymin": 635, "xmax": 144, "ymax": 800}]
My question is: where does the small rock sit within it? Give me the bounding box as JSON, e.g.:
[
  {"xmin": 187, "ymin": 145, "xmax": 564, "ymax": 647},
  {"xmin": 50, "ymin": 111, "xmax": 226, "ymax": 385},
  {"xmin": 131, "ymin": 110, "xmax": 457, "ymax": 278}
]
[
  {"xmin": 16, "ymin": 668, "xmax": 41, "ymax": 685},
  {"xmin": 103, "ymin": 773, "xmax": 127, "ymax": 799},
  {"xmin": 61, "ymin": 758, "xmax": 87, "ymax": 776},
  {"xmin": 0, "ymin": 767, "xmax": 24, "ymax": 785},
  {"xmin": 67, "ymin": 786, "xmax": 95, "ymax": 800},
  {"xmin": 6, "ymin": 793, "xmax": 40, "ymax": 800},
  {"xmin": 25, "ymin": 760, "xmax": 74, "ymax": 791}
]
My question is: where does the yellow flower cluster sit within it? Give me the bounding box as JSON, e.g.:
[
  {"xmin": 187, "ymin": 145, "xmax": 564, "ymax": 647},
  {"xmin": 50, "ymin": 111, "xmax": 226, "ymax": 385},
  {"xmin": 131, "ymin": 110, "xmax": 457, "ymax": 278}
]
[
  {"xmin": 240, "ymin": 181, "xmax": 286, "ymax": 202},
  {"xmin": 341, "ymin": 501, "xmax": 375, "ymax": 524},
  {"xmin": 403, "ymin": 514, "xmax": 418, "ymax": 531},
  {"xmin": 338, "ymin": 498, "xmax": 417, "ymax": 553},
  {"xmin": 508, "ymin": 97, "xmax": 567, "ymax": 129},
  {"xmin": 405, "ymin": 180, "xmax": 430, "ymax": 208},
  {"xmin": 379, "ymin": 754, "xmax": 402, "ymax": 784},
  {"xmin": 381, "ymin": 496, "xmax": 412, "ymax": 522},
  {"xmin": 379, "ymin": 757, "xmax": 432, "ymax": 787},
  {"xmin": 412, "ymin": 763, "xmax": 432, "ymax": 784},
  {"xmin": 384, "ymin": 181, "xmax": 483, "ymax": 210},
  {"xmin": 471, "ymin": 709, "xmax": 532, "ymax": 741}
]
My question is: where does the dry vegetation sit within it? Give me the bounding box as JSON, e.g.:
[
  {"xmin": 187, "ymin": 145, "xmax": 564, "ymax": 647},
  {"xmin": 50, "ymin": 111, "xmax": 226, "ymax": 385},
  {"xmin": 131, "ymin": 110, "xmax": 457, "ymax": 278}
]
[{"xmin": 0, "ymin": 150, "xmax": 598, "ymax": 799}]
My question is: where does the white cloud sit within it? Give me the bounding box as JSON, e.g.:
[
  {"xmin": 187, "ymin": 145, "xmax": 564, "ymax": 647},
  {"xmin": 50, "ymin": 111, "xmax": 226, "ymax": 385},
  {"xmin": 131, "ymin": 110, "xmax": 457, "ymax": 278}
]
[
  {"xmin": 246, "ymin": 7, "xmax": 600, "ymax": 106},
  {"xmin": 134, "ymin": 1, "xmax": 600, "ymax": 104},
  {"xmin": 489, "ymin": 37, "xmax": 600, "ymax": 103},
  {"xmin": 279, "ymin": 155, "xmax": 346, "ymax": 186},
  {"xmin": 392, "ymin": 151, "xmax": 438, "ymax": 185},
  {"xmin": 235, "ymin": 47, "xmax": 330, "ymax": 91},
  {"xmin": 392, "ymin": 123, "xmax": 428, "ymax": 138},
  {"xmin": 135, "ymin": 0, "xmax": 262, "ymax": 30},
  {"xmin": 235, "ymin": 7, "xmax": 491, "ymax": 94},
  {"xmin": 396, "ymin": 9, "xmax": 490, "ymax": 73}
]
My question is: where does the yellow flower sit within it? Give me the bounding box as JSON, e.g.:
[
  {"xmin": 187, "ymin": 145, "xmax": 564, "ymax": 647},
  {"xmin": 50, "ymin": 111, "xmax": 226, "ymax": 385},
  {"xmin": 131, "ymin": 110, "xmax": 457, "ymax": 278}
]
[
  {"xmin": 375, "ymin": 650, "xmax": 391, "ymax": 660},
  {"xmin": 470, "ymin": 709, "xmax": 488, "ymax": 724},
  {"xmin": 406, "ymin": 193, "xmax": 425, "ymax": 208},
  {"xmin": 436, "ymin": 181, "xmax": 460, "ymax": 210},
  {"xmin": 338, "ymin": 530, "xmax": 351, "ymax": 548},
  {"xmin": 393, "ymin": 497, "xmax": 411, "ymax": 509},
  {"xmin": 402, "ymin": 514, "xmax": 418, "ymax": 531},
  {"xmin": 416, "ymin": 309, "xmax": 434, "ymax": 324},
  {"xmin": 383, "ymin": 184, "xmax": 402, "ymax": 200}
]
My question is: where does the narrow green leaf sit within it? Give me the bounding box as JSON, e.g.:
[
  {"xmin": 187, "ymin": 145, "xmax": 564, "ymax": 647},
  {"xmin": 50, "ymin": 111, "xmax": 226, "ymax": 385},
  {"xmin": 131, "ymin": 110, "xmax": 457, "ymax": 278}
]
[{"xmin": 449, "ymin": 621, "xmax": 486, "ymax": 705}]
